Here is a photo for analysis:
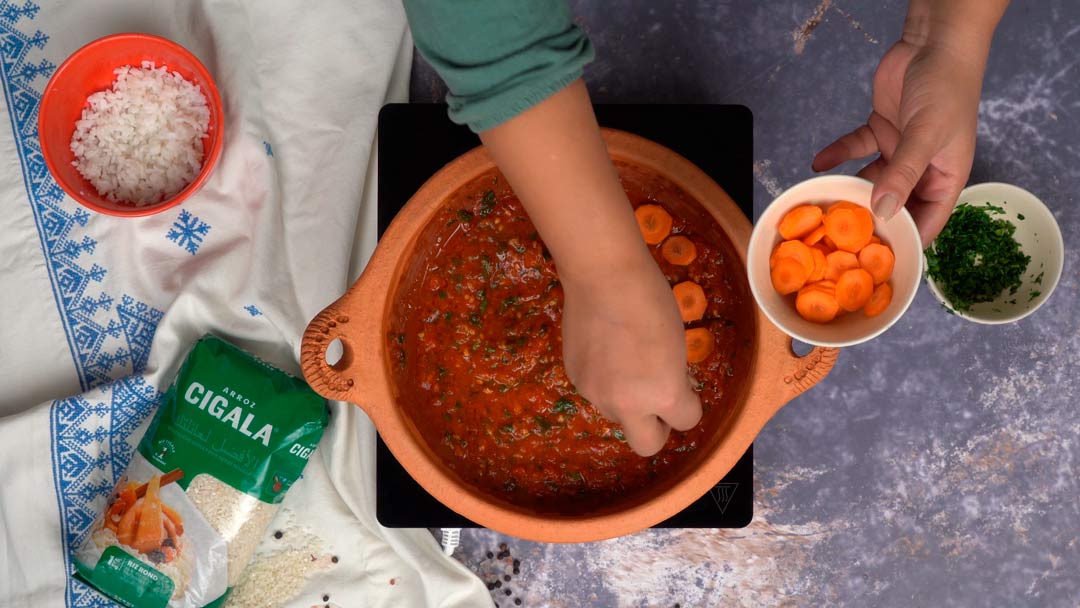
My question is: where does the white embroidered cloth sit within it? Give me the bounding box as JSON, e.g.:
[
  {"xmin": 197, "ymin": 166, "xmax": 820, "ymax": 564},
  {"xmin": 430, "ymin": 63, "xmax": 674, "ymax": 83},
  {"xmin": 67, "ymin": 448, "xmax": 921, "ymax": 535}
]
[{"xmin": 0, "ymin": 1, "xmax": 490, "ymax": 606}]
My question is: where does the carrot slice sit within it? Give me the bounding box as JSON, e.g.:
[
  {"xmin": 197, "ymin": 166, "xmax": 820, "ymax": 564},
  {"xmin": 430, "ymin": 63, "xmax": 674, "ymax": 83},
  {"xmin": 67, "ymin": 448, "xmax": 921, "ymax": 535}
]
[
  {"xmin": 824, "ymin": 250, "xmax": 859, "ymax": 282},
  {"xmin": 163, "ymin": 516, "xmax": 179, "ymax": 544},
  {"xmin": 119, "ymin": 485, "xmax": 137, "ymax": 506},
  {"xmin": 869, "ymin": 235, "xmax": 882, "ymax": 245},
  {"xmin": 771, "ymin": 258, "xmax": 809, "ymax": 295},
  {"xmin": 835, "ymin": 268, "xmax": 875, "ymax": 312},
  {"xmin": 796, "ymin": 285, "xmax": 841, "ymax": 323},
  {"xmin": 827, "ymin": 200, "xmax": 862, "ymax": 215},
  {"xmin": 858, "ymin": 243, "xmax": 895, "ymax": 284},
  {"xmin": 822, "ymin": 235, "xmax": 838, "ymax": 250},
  {"xmin": 802, "ymin": 225, "xmax": 827, "ymax": 246},
  {"xmin": 672, "ymin": 281, "xmax": 708, "ymax": 322},
  {"xmin": 107, "ymin": 489, "xmax": 134, "ymax": 523},
  {"xmin": 824, "ymin": 208, "xmax": 874, "ymax": 252},
  {"xmin": 161, "ymin": 504, "xmax": 184, "ymax": 536},
  {"xmin": 116, "ymin": 500, "xmax": 141, "ymax": 546},
  {"xmin": 685, "ymin": 328, "xmax": 715, "ymax": 363},
  {"xmin": 864, "ymin": 282, "xmax": 893, "ymax": 317},
  {"xmin": 770, "ymin": 242, "xmax": 812, "ymax": 274},
  {"xmin": 803, "ymin": 279, "xmax": 836, "ymax": 294},
  {"xmin": 635, "ymin": 204, "xmax": 673, "ymax": 245},
  {"xmin": 133, "ymin": 475, "xmax": 164, "ymax": 554},
  {"xmin": 661, "ymin": 236, "xmax": 697, "ymax": 265},
  {"xmin": 770, "ymin": 243, "xmax": 783, "ymax": 268},
  {"xmin": 778, "ymin": 205, "xmax": 824, "ymax": 240},
  {"xmin": 105, "ymin": 488, "xmax": 133, "ymax": 531},
  {"xmin": 771, "ymin": 240, "xmax": 814, "ymax": 274},
  {"xmin": 808, "ymin": 247, "xmax": 827, "ymax": 282}
]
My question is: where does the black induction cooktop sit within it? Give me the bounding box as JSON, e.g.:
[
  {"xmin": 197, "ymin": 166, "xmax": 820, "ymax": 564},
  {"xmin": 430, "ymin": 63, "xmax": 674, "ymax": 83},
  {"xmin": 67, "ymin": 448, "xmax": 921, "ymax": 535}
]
[{"xmin": 376, "ymin": 103, "xmax": 753, "ymax": 529}]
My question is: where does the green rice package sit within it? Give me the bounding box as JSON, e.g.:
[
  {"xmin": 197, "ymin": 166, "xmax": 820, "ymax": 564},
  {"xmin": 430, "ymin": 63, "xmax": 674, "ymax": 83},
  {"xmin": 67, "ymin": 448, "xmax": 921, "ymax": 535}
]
[{"xmin": 74, "ymin": 334, "xmax": 328, "ymax": 607}]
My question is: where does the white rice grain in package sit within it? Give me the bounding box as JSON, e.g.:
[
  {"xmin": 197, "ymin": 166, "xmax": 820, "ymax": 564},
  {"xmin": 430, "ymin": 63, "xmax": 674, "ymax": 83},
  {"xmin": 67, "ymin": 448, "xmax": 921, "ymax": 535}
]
[{"xmin": 73, "ymin": 335, "xmax": 327, "ymax": 607}]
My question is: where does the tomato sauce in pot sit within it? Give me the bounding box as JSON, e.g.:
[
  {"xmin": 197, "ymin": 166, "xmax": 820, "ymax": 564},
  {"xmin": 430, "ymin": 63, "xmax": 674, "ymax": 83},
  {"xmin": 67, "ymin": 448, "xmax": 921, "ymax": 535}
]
[{"xmin": 389, "ymin": 164, "xmax": 754, "ymax": 513}]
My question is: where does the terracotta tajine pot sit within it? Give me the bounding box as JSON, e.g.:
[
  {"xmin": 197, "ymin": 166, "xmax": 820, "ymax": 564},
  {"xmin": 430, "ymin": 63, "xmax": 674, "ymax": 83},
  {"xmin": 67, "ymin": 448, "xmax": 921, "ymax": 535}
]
[{"xmin": 300, "ymin": 129, "xmax": 838, "ymax": 542}]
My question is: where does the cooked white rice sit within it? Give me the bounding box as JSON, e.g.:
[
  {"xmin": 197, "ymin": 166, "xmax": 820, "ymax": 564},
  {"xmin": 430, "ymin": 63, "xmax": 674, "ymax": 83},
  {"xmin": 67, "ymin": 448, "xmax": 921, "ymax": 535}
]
[{"xmin": 70, "ymin": 61, "xmax": 210, "ymax": 206}]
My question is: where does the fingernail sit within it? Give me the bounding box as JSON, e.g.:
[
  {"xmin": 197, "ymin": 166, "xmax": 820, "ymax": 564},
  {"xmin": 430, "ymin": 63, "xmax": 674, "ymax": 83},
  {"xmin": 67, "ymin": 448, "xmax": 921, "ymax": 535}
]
[{"xmin": 872, "ymin": 193, "xmax": 900, "ymax": 219}]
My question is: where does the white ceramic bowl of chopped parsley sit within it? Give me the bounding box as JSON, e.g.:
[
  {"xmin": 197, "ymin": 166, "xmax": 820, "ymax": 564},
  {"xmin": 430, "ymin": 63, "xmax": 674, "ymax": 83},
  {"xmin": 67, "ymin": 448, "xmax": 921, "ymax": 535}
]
[{"xmin": 924, "ymin": 182, "xmax": 1064, "ymax": 324}]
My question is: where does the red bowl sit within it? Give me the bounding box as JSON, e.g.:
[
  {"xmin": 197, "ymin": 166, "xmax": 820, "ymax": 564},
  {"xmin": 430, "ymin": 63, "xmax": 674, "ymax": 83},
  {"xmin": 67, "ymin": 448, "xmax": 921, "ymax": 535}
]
[{"xmin": 38, "ymin": 33, "xmax": 224, "ymax": 217}]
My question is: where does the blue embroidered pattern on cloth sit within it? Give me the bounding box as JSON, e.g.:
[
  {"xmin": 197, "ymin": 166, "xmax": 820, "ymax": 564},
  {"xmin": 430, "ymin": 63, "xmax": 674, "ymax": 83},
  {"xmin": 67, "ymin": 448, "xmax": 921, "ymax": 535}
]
[
  {"xmin": 51, "ymin": 377, "xmax": 162, "ymax": 607},
  {"xmin": 244, "ymin": 304, "xmax": 263, "ymax": 317},
  {"xmin": 167, "ymin": 208, "xmax": 212, "ymax": 255},
  {"xmin": 0, "ymin": 3, "xmax": 165, "ymax": 605}
]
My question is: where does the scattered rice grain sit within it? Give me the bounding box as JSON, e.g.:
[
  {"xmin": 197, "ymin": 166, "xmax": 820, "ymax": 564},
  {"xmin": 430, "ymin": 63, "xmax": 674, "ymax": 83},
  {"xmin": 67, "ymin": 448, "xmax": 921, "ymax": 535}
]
[{"xmin": 223, "ymin": 525, "xmax": 332, "ymax": 608}]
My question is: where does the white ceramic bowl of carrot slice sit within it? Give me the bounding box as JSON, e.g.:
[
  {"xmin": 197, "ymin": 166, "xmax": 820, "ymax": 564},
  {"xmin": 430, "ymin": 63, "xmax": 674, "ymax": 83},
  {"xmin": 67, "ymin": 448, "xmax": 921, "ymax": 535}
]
[{"xmin": 747, "ymin": 175, "xmax": 922, "ymax": 347}]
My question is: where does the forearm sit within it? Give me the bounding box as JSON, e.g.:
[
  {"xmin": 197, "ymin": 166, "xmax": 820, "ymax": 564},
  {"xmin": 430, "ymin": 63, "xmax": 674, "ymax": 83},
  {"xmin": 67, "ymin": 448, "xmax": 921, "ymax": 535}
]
[
  {"xmin": 403, "ymin": 0, "xmax": 592, "ymax": 133},
  {"xmin": 904, "ymin": 0, "xmax": 1009, "ymax": 52},
  {"xmin": 478, "ymin": 79, "xmax": 652, "ymax": 286}
]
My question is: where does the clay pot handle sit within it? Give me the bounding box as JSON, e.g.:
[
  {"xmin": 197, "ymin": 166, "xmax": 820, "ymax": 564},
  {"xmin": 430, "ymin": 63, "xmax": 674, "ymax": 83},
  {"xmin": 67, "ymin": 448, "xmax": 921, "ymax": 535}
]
[
  {"xmin": 300, "ymin": 303, "xmax": 358, "ymax": 402},
  {"xmin": 780, "ymin": 339, "xmax": 840, "ymax": 402}
]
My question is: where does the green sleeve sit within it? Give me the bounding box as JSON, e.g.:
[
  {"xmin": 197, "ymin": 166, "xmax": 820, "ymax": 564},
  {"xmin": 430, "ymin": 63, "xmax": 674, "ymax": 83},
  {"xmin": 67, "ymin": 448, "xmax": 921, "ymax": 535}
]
[{"xmin": 402, "ymin": 0, "xmax": 595, "ymax": 133}]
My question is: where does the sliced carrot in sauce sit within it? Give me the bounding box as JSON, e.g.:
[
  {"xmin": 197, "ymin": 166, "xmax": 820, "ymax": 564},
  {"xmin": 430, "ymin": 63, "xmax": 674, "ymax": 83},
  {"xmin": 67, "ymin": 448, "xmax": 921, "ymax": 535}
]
[
  {"xmin": 672, "ymin": 281, "xmax": 707, "ymax": 322},
  {"xmin": 635, "ymin": 204, "xmax": 673, "ymax": 245},
  {"xmin": 685, "ymin": 328, "xmax": 715, "ymax": 363},
  {"xmin": 661, "ymin": 236, "xmax": 697, "ymax": 265}
]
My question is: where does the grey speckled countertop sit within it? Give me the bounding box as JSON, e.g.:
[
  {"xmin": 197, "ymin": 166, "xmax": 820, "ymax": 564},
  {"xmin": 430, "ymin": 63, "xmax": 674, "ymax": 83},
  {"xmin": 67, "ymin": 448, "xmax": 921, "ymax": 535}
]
[{"xmin": 409, "ymin": 1, "xmax": 1079, "ymax": 606}]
